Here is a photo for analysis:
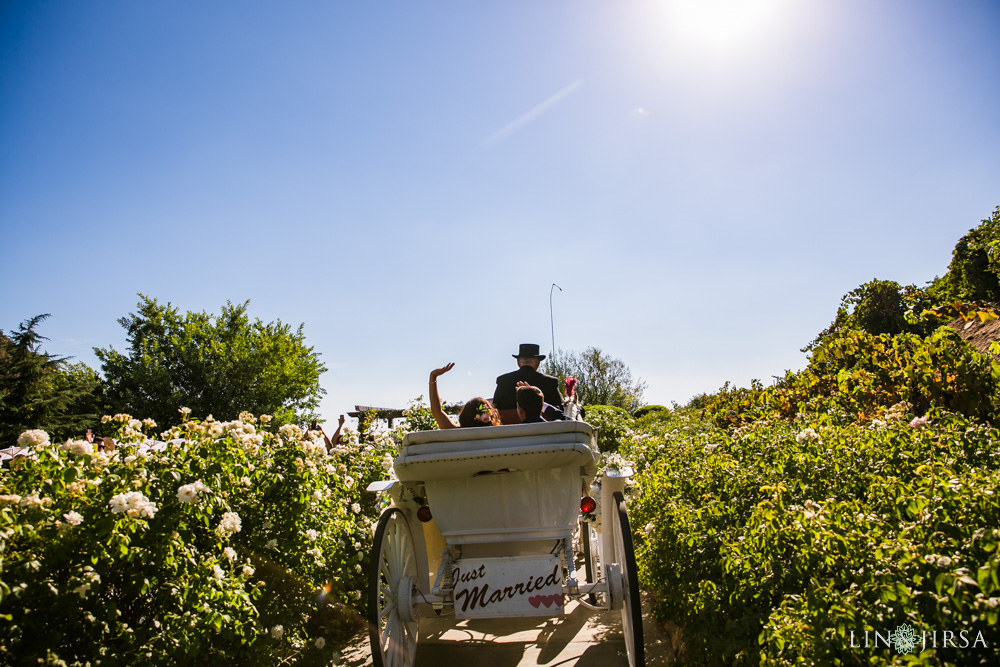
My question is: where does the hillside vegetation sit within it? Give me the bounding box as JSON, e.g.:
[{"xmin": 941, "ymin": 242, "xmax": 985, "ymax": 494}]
[{"xmin": 613, "ymin": 206, "xmax": 1000, "ymax": 665}]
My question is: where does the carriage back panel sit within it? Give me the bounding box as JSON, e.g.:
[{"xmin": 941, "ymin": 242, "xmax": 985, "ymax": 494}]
[{"xmin": 395, "ymin": 421, "xmax": 598, "ymax": 544}]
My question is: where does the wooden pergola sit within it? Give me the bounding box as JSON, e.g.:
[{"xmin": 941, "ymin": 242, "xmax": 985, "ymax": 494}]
[{"xmin": 348, "ymin": 405, "xmax": 406, "ymax": 429}]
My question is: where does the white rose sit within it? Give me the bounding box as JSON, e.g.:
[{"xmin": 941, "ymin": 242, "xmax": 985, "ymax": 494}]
[{"xmin": 176, "ymin": 484, "xmax": 198, "ymax": 504}]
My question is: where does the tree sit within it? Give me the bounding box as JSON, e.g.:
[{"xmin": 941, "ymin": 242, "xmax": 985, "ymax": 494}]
[
  {"xmin": 542, "ymin": 347, "xmax": 647, "ymax": 412},
  {"xmin": 95, "ymin": 296, "xmax": 326, "ymax": 429},
  {"xmin": 931, "ymin": 205, "xmax": 1000, "ymax": 303},
  {"xmin": 0, "ymin": 314, "xmax": 104, "ymax": 444},
  {"xmin": 805, "ymin": 279, "xmax": 933, "ymax": 351}
]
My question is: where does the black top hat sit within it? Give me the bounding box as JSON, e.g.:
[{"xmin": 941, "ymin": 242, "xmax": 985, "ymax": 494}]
[{"xmin": 513, "ymin": 343, "xmax": 546, "ymax": 360}]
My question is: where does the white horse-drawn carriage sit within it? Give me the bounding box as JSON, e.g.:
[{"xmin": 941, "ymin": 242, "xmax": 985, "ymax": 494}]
[{"xmin": 365, "ymin": 420, "xmax": 644, "ymax": 666}]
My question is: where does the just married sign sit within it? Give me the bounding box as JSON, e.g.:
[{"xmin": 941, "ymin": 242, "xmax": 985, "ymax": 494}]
[{"xmin": 452, "ymin": 555, "xmax": 565, "ymax": 619}]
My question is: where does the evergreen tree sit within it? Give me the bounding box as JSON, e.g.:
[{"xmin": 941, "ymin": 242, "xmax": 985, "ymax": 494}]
[{"xmin": 0, "ymin": 315, "xmax": 103, "ymax": 445}]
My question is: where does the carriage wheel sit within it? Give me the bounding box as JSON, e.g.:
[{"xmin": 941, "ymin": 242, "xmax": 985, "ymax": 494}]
[
  {"xmin": 613, "ymin": 492, "xmax": 644, "ymax": 667},
  {"xmin": 581, "ymin": 518, "xmax": 601, "ymax": 605},
  {"xmin": 368, "ymin": 509, "xmax": 419, "ymax": 667}
]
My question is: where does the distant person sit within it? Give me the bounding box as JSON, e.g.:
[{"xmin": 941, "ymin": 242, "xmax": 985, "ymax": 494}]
[
  {"xmin": 429, "ymin": 363, "xmax": 501, "ymax": 429},
  {"xmin": 493, "ymin": 344, "xmax": 564, "ymax": 412},
  {"xmin": 311, "ymin": 415, "xmax": 347, "ymax": 452},
  {"xmin": 516, "ymin": 385, "xmax": 546, "ymax": 424}
]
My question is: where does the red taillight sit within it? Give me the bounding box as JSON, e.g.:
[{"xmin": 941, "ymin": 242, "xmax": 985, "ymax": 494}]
[
  {"xmin": 580, "ymin": 496, "xmax": 596, "ymax": 514},
  {"xmin": 417, "ymin": 505, "xmax": 433, "ymax": 522}
]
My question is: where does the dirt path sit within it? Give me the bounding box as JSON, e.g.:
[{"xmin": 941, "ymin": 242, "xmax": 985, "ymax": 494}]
[{"xmin": 336, "ymin": 591, "xmax": 676, "ymax": 666}]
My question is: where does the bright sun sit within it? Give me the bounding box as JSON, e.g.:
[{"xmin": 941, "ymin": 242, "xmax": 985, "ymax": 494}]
[{"xmin": 661, "ymin": 0, "xmax": 790, "ymax": 52}]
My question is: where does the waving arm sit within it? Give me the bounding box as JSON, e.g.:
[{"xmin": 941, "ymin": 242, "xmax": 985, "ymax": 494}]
[{"xmin": 429, "ymin": 363, "xmax": 458, "ymax": 429}]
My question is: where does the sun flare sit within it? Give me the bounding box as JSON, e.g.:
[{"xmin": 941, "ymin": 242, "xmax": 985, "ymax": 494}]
[{"xmin": 660, "ymin": 0, "xmax": 790, "ymax": 51}]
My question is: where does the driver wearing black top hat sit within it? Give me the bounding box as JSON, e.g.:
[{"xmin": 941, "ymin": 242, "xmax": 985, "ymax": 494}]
[{"xmin": 492, "ymin": 343, "xmax": 564, "ymax": 412}]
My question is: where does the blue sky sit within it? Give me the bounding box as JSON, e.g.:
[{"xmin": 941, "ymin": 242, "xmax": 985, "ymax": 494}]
[{"xmin": 2, "ymin": 0, "xmax": 999, "ymax": 423}]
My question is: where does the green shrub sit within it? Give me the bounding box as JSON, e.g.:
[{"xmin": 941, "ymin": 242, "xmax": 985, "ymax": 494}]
[
  {"xmin": 703, "ymin": 325, "xmax": 1000, "ymax": 429},
  {"xmin": 937, "ymin": 206, "xmax": 1000, "ymax": 303},
  {"xmin": 0, "ymin": 411, "xmax": 388, "ymax": 665},
  {"xmin": 583, "ymin": 405, "xmax": 633, "ymax": 452},
  {"xmin": 632, "ymin": 405, "xmax": 669, "ymax": 419},
  {"xmin": 627, "ymin": 409, "xmax": 1000, "ymax": 665}
]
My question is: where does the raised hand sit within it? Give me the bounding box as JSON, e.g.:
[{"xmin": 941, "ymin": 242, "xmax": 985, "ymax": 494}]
[{"xmin": 430, "ymin": 362, "xmax": 455, "ymax": 380}]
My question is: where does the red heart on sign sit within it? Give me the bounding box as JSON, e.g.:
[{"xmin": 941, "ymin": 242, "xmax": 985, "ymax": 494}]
[{"xmin": 528, "ymin": 596, "xmax": 543, "ymax": 608}]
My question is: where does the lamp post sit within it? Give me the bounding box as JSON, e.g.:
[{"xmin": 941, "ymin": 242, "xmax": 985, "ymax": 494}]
[{"xmin": 550, "ymin": 283, "xmax": 562, "ymax": 356}]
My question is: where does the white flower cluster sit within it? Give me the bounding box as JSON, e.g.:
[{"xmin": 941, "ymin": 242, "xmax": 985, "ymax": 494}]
[
  {"xmin": 304, "ymin": 529, "xmax": 319, "ymax": 542},
  {"xmin": 909, "ymin": 415, "xmax": 930, "ymax": 429},
  {"xmin": 217, "ymin": 511, "xmax": 242, "ymax": 538},
  {"xmin": 18, "ymin": 494, "xmax": 49, "ymax": 509},
  {"xmin": 279, "ymin": 424, "xmax": 303, "ymax": 442},
  {"xmin": 89, "ymin": 450, "xmax": 115, "ymax": 468},
  {"xmin": 182, "ymin": 416, "xmax": 265, "ymax": 453},
  {"xmin": 101, "ymin": 413, "xmax": 145, "ymax": 441},
  {"xmin": 884, "ymin": 401, "xmax": 912, "ymax": 422},
  {"xmin": 176, "ymin": 480, "xmax": 211, "ymax": 504},
  {"xmin": 109, "ymin": 491, "xmax": 158, "ymax": 519},
  {"xmin": 600, "ymin": 452, "xmax": 633, "ymax": 475},
  {"xmin": 371, "ymin": 427, "xmax": 400, "ymax": 451},
  {"xmin": 63, "ymin": 510, "xmax": 84, "ymax": 526},
  {"xmin": 802, "ymin": 499, "xmax": 822, "ymax": 519},
  {"xmin": 61, "ymin": 439, "xmax": 95, "ymax": 456},
  {"xmin": 923, "ymin": 553, "xmax": 959, "ymax": 569},
  {"xmin": 795, "ymin": 427, "xmax": 820, "ymax": 443},
  {"xmin": 302, "ymin": 435, "xmax": 326, "ymax": 457},
  {"xmin": 73, "ymin": 567, "xmax": 101, "ymax": 598},
  {"xmin": 17, "ymin": 429, "xmax": 50, "ymax": 448},
  {"xmin": 305, "ymin": 546, "xmax": 324, "ymax": 565}
]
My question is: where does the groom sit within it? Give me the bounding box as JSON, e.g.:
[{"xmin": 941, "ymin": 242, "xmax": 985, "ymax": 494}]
[{"xmin": 493, "ymin": 343, "xmax": 564, "ymax": 413}]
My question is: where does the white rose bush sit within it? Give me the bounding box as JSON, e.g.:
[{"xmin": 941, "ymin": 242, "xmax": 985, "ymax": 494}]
[
  {"xmin": 623, "ymin": 405, "xmax": 1000, "ymax": 665},
  {"xmin": 0, "ymin": 411, "xmax": 388, "ymax": 665}
]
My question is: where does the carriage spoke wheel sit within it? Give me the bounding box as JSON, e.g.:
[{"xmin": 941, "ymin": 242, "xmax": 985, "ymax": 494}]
[
  {"xmin": 369, "ymin": 509, "xmax": 419, "ymax": 667},
  {"xmin": 613, "ymin": 492, "xmax": 644, "ymax": 667}
]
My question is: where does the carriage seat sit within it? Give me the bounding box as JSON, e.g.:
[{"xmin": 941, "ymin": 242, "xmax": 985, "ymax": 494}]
[
  {"xmin": 394, "ymin": 420, "xmax": 598, "ymax": 482},
  {"xmin": 394, "ymin": 421, "xmax": 599, "ymax": 544}
]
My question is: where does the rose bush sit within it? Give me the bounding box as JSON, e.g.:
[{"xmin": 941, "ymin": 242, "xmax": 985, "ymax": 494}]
[
  {"xmin": 0, "ymin": 410, "xmax": 393, "ymax": 666},
  {"xmin": 625, "ymin": 407, "xmax": 1000, "ymax": 665}
]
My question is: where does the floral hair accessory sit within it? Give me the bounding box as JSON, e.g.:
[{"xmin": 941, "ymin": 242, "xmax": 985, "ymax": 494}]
[{"xmin": 476, "ymin": 411, "xmax": 492, "ymax": 424}]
